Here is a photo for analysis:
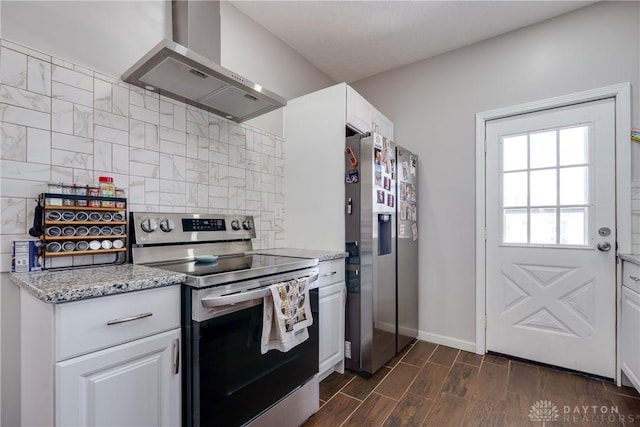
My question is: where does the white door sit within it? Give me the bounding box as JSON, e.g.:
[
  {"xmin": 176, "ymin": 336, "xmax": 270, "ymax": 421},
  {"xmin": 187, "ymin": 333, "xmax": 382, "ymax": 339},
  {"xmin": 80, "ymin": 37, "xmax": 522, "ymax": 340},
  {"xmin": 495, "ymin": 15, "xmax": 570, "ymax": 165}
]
[
  {"xmin": 485, "ymin": 98, "xmax": 616, "ymax": 378},
  {"xmin": 56, "ymin": 329, "xmax": 181, "ymax": 427}
]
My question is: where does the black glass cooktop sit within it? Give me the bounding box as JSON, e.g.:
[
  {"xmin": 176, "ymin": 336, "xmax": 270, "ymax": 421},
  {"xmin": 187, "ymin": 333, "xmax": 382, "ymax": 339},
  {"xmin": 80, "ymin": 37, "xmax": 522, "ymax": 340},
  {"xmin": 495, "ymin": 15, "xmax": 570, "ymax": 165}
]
[{"xmin": 153, "ymin": 254, "xmax": 318, "ymax": 288}]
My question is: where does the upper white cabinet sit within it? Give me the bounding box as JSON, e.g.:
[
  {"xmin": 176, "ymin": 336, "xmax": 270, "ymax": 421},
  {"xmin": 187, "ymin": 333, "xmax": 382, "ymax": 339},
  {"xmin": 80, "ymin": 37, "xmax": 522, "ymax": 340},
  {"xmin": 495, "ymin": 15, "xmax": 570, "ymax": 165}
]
[{"xmin": 284, "ymin": 83, "xmax": 394, "ymax": 251}]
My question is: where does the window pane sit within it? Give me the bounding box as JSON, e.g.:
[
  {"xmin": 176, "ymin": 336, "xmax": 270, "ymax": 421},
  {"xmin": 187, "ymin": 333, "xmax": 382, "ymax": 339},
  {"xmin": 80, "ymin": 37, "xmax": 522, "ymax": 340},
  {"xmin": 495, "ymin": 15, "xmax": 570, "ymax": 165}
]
[
  {"xmin": 559, "ymin": 126, "xmax": 588, "ymax": 166},
  {"xmin": 503, "ymin": 135, "xmax": 527, "ymax": 171},
  {"xmin": 560, "ymin": 207, "xmax": 588, "ymax": 245},
  {"xmin": 530, "ymin": 208, "xmax": 556, "ymax": 244},
  {"xmin": 503, "ymin": 171, "xmax": 527, "ymax": 207},
  {"xmin": 530, "ymin": 131, "xmax": 556, "ymax": 169},
  {"xmin": 560, "ymin": 166, "xmax": 588, "ymax": 205},
  {"xmin": 530, "ymin": 169, "xmax": 556, "ymax": 206},
  {"xmin": 504, "ymin": 209, "xmax": 528, "ymax": 244}
]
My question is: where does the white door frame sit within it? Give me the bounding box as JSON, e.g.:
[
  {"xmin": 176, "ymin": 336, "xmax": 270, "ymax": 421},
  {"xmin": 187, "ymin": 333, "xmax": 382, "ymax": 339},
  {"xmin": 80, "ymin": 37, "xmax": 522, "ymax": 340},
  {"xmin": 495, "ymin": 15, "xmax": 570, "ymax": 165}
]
[{"xmin": 475, "ymin": 83, "xmax": 631, "ymax": 383}]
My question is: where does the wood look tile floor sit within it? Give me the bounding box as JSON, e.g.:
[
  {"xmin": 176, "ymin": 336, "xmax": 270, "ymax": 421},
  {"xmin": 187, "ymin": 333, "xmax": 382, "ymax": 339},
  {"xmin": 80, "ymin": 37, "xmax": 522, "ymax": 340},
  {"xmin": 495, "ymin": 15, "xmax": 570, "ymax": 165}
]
[{"xmin": 303, "ymin": 341, "xmax": 640, "ymax": 427}]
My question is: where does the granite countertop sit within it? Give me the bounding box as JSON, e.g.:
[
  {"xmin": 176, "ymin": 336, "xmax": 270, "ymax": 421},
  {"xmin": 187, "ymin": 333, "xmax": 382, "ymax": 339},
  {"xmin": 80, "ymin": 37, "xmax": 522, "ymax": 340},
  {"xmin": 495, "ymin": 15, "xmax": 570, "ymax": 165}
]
[
  {"xmin": 620, "ymin": 254, "xmax": 640, "ymax": 266},
  {"xmin": 10, "ymin": 264, "xmax": 185, "ymax": 304},
  {"xmin": 251, "ymin": 248, "xmax": 348, "ymax": 262}
]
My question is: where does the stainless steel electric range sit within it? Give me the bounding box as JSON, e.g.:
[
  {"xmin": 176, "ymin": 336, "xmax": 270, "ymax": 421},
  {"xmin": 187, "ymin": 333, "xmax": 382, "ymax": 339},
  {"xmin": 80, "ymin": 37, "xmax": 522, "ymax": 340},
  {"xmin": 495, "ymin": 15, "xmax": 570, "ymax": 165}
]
[{"xmin": 129, "ymin": 212, "xmax": 320, "ymax": 427}]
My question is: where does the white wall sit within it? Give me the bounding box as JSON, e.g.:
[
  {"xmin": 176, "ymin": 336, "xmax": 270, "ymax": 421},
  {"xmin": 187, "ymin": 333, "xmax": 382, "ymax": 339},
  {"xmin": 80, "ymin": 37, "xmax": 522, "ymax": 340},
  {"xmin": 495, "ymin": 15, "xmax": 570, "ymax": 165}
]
[{"xmin": 353, "ymin": 1, "xmax": 640, "ymax": 347}]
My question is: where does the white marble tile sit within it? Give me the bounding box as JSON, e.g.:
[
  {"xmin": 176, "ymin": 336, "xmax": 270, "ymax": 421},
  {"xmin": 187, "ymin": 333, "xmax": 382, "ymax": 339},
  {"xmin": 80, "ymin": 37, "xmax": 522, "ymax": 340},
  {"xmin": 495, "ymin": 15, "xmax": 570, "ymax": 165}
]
[
  {"xmin": 229, "ymin": 124, "xmax": 246, "ymax": 148},
  {"xmin": 0, "ymin": 159, "xmax": 51, "ymax": 181},
  {"xmin": 0, "ymin": 47, "xmax": 27, "ymax": 89},
  {"xmin": 1, "ymin": 40, "xmax": 50, "ymax": 62},
  {"xmin": 160, "ymin": 139, "xmax": 186, "ymax": 156},
  {"xmin": 208, "ymin": 196, "xmax": 228, "ymax": 210},
  {"xmin": 128, "ymin": 176, "xmax": 145, "ymax": 204},
  {"xmin": 27, "ymin": 57, "xmax": 51, "ymax": 96},
  {"xmin": 210, "ymin": 139, "xmax": 229, "ymax": 155},
  {"xmin": 186, "ymin": 133, "xmax": 198, "ymax": 159},
  {"xmin": 261, "ymin": 173, "xmax": 275, "ymax": 193},
  {"xmin": 261, "ymin": 154, "xmax": 274, "ymax": 174},
  {"xmin": 52, "ymin": 65, "xmax": 92, "ymax": 91},
  {"xmin": 209, "ymin": 151, "xmax": 228, "ymax": 166},
  {"xmin": 173, "ymin": 156, "xmax": 186, "ymax": 181},
  {"xmin": 0, "ymin": 103, "xmax": 50, "ymax": 131},
  {"xmin": 0, "ymin": 197, "xmax": 26, "ymax": 234},
  {"xmin": 174, "ymin": 105, "xmax": 186, "ymax": 132},
  {"xmin": 229, "ymin": 146, "xmax": 246, "ymax": 169},
  {"xmin": 94, "ymin": 125, "xmax": 128, "ymax": 146},
  {"xmin": 94, "ymin": 140, "xmax": 112, "ymax": 172},
  {"xmin": 94, "ymin": 110, "xmax": 128, "ymax": 131},
  {"xmin": 51, "ymin": 99, "xmax": 73, "ymax": 134},
  {"xmin": 129, "ymin": 161, "xmax": 159, "ymax": 178},
  {"xmin": 74, "ymin": 104, "xmax": 93, "ymax": 138},
  {"xmin": 112, "ymin": 84, "xmax": 129, "ymax": 116},
  {"xmin": 197, "ymin": 183, "xmax": 208, "ymax": 208},
  {"xmin": 94, "ymin": 78, "xmax": 112, "ymax": 112},
  {"xmin": 187, "ymin": 106, "xmax": 208, "ymax": 126},
  {"xmin": 262, "ymin": 134, "xmax": 275, "ymax": 156},
  {"xmin": 160, "ymin": 100, "xmax": 173, "ymax": 129},
  {"xmin": 0, "ymin": 178, "xmax": 46, "ymax": 199},
  {"xmin": 274, "ymin": 157, "xmax": 284, "ymax": 177},
  {"xmin": 94, "ymin": 72, "xmax": 120, "ymax": 85},
  {"xmin": 187, "ymin": 120, "xmax": 208, "ymax": 137},
  {"xmin": 129, "ymin": 120, "xmax": 145, "ymax": 148},
  {"xmin": 112, "ymin": 144, "xmax": 130, "ymax": 174},
  {"xmin": 160, "ymin": 126, "xmax": 186, "ymax": 144},
  {"xmin": 0, "ymin": 84, "xmax": 50, "ymax": 113},
  {"xmin": 73, "ymin": 64, "xmax": 94, "ymax": 77},
  {"xmin": 159, "ymin": 153, "xmax": 174, "ymax": 180},
  {"xmin": 73, "ymin": 169, "xmax": 94, "ymax": 186},
  {"xmin": 159, "ymin": 192, "xmax": 185, "ymax": 207},
  {"xmin": 52, "ymin": 81, "xmax": 92, "ymax": 107},
  {"xmin": 144, "ymin": 123, "xmax": 159, "ymax": 151},
  {"xmin": 52, "ymin": 132, "xmax": 93, "ymax": 154},
  {"xmin": 51, "ymin": 149, "xmax": 92, "ymax": 169},
  {"xmin": 228, "ymin": 187, "xmax": 246, "ymax": 211},
  {"xmin": 145, "ymin": 177, "xmax": 160, "ymax": 205},
  {"xmin": 26, "ymin": 128, "xmax": 51, "ymax": 165},
  {"xmin": 50, "ymin": 166, "xmax": 74, "ymax": 183},
  {"xmin": 186, "ymin": 182, "xmax": 198, "ymax": 207},
  {"xmin": 159, "ymin": 179, "xmax": 186, "ymax": 194},
  {"xmin": 130, "ymin": 105, "xmax": 159, "ymax": 125},
  {"xmin": 0, "ymin": 122, "xmax": 26, "ymax": 161},
  {"xmin": 130, "ymin": 148, "xmax": 160, "ymax": 165}
]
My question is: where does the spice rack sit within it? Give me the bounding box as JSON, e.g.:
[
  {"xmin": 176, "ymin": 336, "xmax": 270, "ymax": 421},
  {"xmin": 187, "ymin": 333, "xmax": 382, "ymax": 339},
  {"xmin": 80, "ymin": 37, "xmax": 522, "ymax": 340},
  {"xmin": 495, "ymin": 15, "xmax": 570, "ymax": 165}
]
[{"xmin": 38, "ymin": 192, "xmax": 128, "ymax": 267}]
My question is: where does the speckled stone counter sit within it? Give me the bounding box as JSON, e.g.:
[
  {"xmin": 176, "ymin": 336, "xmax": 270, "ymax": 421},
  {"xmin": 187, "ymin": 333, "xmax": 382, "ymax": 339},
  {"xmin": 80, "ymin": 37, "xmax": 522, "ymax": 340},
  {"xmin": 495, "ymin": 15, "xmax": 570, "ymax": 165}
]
[
  {"xmin": 251, "ymin": 248, "xmax": 347, "ymax": 261},
  {"xmin": 620, "ymin": 254, "xmax": 640, "ymax": 266},
  {"xmin": 10, "ymin": 264, "xmax": 186, "ymax": 304}
]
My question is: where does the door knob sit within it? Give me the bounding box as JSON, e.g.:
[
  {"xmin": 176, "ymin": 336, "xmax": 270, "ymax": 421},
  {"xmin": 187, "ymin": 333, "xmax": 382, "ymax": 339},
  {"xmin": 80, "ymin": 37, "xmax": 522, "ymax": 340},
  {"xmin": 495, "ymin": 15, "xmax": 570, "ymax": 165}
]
[{"xmin": 597, "ymin": 242, "xmax": 611, "ymax": 252}]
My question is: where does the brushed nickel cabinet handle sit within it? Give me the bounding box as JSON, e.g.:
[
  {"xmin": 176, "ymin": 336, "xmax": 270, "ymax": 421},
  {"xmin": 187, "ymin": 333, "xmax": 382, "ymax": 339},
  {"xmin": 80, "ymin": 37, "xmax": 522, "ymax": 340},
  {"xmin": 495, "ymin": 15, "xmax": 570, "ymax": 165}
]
[
  {"xmin": 630, "ymin": 275, "xmax": 640, "ymax": 282},
  {"xmin": 106, "ymin": 312, "xmax": 153, "ymax": 326},
  {"xmin": 172, "ymin": 338, "xmax": 180, "ymax": 375},
  {"xmin": 324, "ymin": 271, "xmax": 338, "ymax": 277}
]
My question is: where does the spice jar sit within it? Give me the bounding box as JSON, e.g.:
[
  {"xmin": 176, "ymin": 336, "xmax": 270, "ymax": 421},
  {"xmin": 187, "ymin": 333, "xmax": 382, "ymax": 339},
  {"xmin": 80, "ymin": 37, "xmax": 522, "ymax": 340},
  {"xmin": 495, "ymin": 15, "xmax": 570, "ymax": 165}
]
[
  {"xmin": 98, "ymin": 176, "xmax": 116, "ymax": 208},
  {"xmin": 62, "ymin": 184, "xmax": 75, "ymax": 206},
  {"xmin": 46, "ymin": 182, "xmax": 63, "ymax": 206},
  {"xmin": 75, "ymin": 185, "xmax": 88, "ymax": 207},
  {"xmin": 87, "ymin": 185, "xmax": 101, "ymax": 208},
  {"xmin": 115, "ymin": 188, "xmax": 126, "ymax": 209}
]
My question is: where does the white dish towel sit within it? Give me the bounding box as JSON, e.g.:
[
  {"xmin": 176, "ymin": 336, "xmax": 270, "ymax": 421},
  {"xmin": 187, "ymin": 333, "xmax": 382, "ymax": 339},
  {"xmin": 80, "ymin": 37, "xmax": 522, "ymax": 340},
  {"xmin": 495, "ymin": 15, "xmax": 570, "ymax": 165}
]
[{"xmin": 261, "ymin": 277, "xmax": 313, "ymax": 354}]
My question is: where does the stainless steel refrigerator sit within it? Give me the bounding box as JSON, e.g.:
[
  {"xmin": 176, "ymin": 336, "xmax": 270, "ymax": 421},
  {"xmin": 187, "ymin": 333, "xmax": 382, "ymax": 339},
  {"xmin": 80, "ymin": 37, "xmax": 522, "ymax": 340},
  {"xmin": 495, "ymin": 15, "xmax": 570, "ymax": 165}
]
[
  {"xmin": 396, "ymin": 145, "xmax": 419, "ymax": 353},
  {"xmin": 344, "ymin": 132, "xmax": 397, "ymax": 376}
]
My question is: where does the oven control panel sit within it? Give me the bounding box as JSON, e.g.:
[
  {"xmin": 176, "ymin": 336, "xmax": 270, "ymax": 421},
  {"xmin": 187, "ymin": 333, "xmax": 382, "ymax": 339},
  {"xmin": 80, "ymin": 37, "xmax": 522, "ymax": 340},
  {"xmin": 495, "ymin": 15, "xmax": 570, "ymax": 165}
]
[{"xmin": 130, "ymin": 212, "xmax": 256, "ymax": 245}]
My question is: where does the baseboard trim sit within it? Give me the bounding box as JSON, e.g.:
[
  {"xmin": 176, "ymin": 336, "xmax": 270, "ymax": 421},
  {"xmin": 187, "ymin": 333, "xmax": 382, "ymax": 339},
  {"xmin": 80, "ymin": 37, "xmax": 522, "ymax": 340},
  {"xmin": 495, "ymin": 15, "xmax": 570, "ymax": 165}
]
[{"xmin": 417, "ymin": 331, "xmax": 476, "ymax": 353}]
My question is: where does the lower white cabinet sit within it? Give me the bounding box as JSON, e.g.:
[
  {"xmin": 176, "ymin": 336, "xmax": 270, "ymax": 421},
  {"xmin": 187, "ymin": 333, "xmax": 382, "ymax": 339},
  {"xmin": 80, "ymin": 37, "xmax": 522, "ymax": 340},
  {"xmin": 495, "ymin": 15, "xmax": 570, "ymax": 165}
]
[
  {"xmin": 20, "ymin": 285, "xmax": 181, "ymax": 427},
  {"xmin": 318, "ymin": 259, "xmax": 346, "ymax": 380},
  {"xmin": 622, "ymin": 266, "xmax": 640, "ymax": 391},
  {"xmin": 56, "ymin": 329, "xmax": 181, "ymax": 427}
]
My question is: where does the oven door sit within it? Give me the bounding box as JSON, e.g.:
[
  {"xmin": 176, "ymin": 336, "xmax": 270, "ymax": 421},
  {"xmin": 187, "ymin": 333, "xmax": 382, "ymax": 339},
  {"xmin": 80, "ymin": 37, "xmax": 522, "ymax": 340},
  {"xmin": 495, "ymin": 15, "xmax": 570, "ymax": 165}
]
[{"xmin": 183, "ymin": 278, "xmax": 319, "ymax": 427}]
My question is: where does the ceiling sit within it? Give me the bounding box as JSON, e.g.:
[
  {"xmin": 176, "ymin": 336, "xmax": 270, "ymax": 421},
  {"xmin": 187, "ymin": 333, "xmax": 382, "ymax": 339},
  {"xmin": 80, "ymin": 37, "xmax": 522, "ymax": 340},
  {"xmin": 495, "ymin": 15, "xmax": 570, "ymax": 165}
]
[{"xmin": 229, "ymin": 1, "xmax": 596, "ymax": 83}]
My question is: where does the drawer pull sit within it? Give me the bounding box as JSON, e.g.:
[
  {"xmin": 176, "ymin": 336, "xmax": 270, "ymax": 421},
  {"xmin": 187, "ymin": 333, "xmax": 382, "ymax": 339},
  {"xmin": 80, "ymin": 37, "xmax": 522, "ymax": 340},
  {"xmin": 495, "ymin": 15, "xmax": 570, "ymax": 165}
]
[
  {"xmin": 630, "ymin": 275, "xmax": 640, "ymax": 282},
  {"xmin": 324, "ymin": 271, "xmax": 338, "ymax": 277},
  {"xmin": 106, "ymin": 312, "xmax": 153, "ymax": 326}
]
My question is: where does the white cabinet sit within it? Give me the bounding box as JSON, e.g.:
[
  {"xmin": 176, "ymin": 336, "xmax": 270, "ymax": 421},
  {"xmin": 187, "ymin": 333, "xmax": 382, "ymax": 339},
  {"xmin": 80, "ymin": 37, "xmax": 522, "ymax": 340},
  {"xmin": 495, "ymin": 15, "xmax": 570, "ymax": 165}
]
[
  {"xmin": 318, "ymin": 259, "xmax": 346, "ymax": 380},
  {"xmin": 621, "ymin": 261, "xmax": 640, "ymax": 392},
  {"xmin": 56, "ymin": 329, "xmax": 181, "ymax": 426},
  {"xmin": 284, "ymin": 83, "xmax": 393, "ymax": 251},
  {"xmin": 20, "ymin": 285, "xmax": 181, "ymax": 427}
]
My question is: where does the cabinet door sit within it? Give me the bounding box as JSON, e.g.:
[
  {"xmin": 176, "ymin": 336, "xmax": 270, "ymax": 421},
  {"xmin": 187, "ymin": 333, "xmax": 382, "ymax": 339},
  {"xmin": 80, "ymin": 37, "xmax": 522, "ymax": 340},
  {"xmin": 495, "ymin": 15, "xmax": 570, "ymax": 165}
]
[
  {"xmin": 346, "ymin": 86, "xmax": 372, "ymax": 134},
  {"xmin": 56, "ymin": 329, "xmax": 181, "ymax": 427},
  {"xmin": 319, "ymin": 281, "xmax": 346, "ymax": 376},
  {"xmin": 621, "ymin": 286, "xmax": 640, "ymax": 391}
]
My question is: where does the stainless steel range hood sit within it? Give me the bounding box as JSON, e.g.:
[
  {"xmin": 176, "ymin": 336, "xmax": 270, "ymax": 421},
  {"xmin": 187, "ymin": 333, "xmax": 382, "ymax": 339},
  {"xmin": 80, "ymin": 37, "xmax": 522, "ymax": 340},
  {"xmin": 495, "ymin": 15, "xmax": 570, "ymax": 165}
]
[{"xmin": 122, "ymin": 1, "xmax": 286, "ymax": 123}]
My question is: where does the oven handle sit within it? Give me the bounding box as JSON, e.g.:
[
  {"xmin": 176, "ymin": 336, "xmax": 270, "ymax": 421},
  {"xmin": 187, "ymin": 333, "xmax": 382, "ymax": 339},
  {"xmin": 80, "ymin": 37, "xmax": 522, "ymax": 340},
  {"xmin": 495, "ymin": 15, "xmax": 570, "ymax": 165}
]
[{"xmin": 200, "ymin": 273, "xmax": 319, "ymax": 308}]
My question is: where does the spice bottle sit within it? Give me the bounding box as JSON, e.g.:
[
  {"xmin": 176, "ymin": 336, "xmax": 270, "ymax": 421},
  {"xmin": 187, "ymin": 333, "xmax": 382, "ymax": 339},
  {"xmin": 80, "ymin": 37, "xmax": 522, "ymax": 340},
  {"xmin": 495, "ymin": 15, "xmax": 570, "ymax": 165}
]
[
  {"xmin": 87, "ymin": 185, "xmax": 101, "ymax": 208},
  {"xmin": 115, "ymin": 188, "xmax": 126, "ymax": 209},
  {"xmin": 75, "ymin": 184, "xmax": 88, "ymax": 207},
  {"xmin": 98, "ymin": 176, "xmax": 116, "ymax": 208}
]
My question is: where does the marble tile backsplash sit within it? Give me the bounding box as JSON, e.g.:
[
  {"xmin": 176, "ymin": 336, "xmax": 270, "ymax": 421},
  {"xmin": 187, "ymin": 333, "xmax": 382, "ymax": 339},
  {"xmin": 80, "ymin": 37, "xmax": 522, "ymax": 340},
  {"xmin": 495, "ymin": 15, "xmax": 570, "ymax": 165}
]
[{"xmin": 0, "ymin": 39, "xmax": 285, "ymax": 271}]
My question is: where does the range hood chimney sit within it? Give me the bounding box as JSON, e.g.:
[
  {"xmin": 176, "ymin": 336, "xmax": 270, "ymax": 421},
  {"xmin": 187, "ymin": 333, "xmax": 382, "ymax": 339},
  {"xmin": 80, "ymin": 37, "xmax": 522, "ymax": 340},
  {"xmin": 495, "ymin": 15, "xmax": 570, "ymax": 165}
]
[{"xmin": 122, "ymin": 1, "xmax": 286, "ymax": 123}]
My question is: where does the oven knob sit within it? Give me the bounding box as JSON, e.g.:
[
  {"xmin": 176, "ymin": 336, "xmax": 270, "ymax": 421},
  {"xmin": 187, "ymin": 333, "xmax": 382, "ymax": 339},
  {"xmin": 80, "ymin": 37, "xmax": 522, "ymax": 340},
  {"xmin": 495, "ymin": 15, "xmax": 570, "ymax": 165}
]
[
  {"xmin": 140, "ymin": 218, "xmax": 158, "ymax": 233},
  {"xmin": 160, "ymin": 218, "xmax": 175, "ymax": 232},
  {"xmin": 242, "ymin": 220, "xmax": 253, "ymax": 230},
  {"xmin": 231, "ymin": 220, "xmax": 241, "ymax": 230}
]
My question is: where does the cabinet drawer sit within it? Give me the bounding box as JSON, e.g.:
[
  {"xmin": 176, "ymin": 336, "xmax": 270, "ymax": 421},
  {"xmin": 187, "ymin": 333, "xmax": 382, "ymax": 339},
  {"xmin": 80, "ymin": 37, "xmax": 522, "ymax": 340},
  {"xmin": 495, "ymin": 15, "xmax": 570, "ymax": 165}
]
[
  {"xmin": 319, "ymin": 259, "xmax": 345, "ymax": 287},
  {"xmin": 55, "ymin": 285, "xmax": 180, "ymax": 361},
  {"xmin": 623, "ymin": 261, "xmax": 640, "ymax": 293}
]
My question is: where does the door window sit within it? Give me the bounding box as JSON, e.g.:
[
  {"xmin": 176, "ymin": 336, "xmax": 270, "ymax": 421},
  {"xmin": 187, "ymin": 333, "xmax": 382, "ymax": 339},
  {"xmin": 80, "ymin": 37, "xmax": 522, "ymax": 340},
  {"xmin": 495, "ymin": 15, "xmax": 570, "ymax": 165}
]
[{"xmin": 500, "ymin": 124, "xmax": 591, "ymax": 246}]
